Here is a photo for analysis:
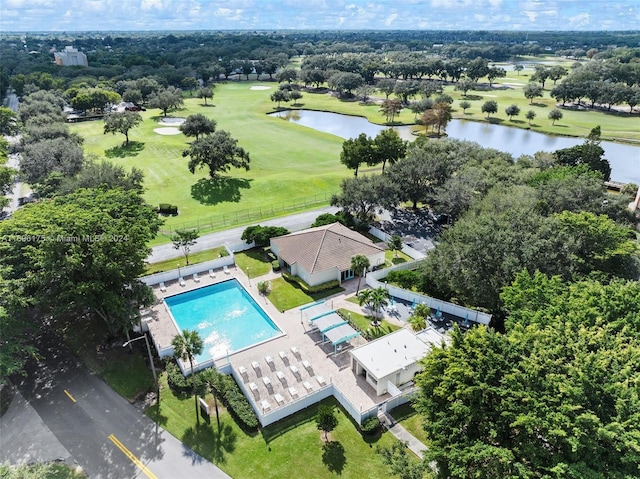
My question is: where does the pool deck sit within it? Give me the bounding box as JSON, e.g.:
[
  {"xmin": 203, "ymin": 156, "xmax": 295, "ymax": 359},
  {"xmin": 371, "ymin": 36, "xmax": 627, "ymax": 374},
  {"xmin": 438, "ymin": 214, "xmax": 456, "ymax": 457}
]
[{"xmin": 147, "ymin": 265, "xmax": 404, "ymax": 414}]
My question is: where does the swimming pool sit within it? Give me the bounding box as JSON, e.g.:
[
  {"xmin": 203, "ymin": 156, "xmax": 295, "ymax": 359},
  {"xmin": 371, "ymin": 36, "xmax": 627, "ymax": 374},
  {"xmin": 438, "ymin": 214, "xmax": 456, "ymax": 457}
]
[{"xmin": 164, "ymin": 279, "xmax": 282, "ymax": 364}]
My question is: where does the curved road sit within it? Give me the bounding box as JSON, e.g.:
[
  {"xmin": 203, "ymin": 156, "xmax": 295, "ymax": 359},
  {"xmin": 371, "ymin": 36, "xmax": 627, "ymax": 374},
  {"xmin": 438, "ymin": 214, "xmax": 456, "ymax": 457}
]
[{"xmin": 10, "ymin": 326, "xmax": 231, "ymax": 479}]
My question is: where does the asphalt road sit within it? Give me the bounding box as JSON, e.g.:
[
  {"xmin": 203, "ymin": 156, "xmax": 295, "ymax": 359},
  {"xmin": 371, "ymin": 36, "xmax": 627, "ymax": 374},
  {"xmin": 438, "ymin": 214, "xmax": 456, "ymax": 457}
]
[
  {"xmin": 11, "ymin": 326, "xmax": 231, "ymax": 479},
  {"xmin": 149, "ymin": 205, "xmax": 339, "ymax": 263}
]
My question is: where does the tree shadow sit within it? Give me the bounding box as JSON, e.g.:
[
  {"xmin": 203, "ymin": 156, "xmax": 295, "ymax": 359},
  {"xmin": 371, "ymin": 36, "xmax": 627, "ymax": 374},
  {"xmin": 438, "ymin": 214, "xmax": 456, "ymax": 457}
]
[
  {"xmin": 104, "ymin": 141, "xmax": 145, "ymax": 158},
  {"xmin": 145, "ymin": 402, "xmax": 170, "ymax": 427},
  {"xmin": 464, "ymin": 94, "xmax": 483, "ymax": 101},
  {"xmin": 510, "ymin": 119, "xmax": 527, "ymax": 125},
  {"xmin": 486, "ymin": 117, "xmax": 504, "ymax": 124},
  {"xmin": 322, "ymin": 440, "xmax": 346, "ymax": 474},
  {"xmin": 530, "ymin": 102, "xmax": 548, "ymax": 108},
  {"xmin": 181, "ymin": 421, "xmax": 236, "ymax": 464},
  {"xmin": 201, "ymin": 104, "xmax": 216, "ymax": 108},
  {"xmin": 190, "ymin": 177, "xmax": 252, "ymax": 205}
]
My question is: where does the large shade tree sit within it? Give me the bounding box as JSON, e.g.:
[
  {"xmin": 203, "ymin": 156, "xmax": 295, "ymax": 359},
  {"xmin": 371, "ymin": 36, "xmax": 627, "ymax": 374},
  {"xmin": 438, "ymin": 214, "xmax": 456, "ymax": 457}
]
[
  {"xmin": 415, "ymin": 273, "xmax": 640, "ymax": 478},
  {"xmin": 179, "ymin": 113, "xmax": 216, "ymax": 140},
  {"xmin": 184, "ymin": 130, "xmax": 250, "ymax": 179},
  {"xmin": 103, "ymin": 111, "xmax": 142, "ymax": 145},
  {"xmin": 0, "ymin": 188, "xmax": 162, "ymax": 337}
]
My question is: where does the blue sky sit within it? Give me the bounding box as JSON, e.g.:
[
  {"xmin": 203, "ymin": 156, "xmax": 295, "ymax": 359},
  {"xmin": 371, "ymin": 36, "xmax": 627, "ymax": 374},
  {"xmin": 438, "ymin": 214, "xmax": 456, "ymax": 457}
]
[{"xmin": 1, "ymin": 0, "xmax": 639, "ymax": 32}]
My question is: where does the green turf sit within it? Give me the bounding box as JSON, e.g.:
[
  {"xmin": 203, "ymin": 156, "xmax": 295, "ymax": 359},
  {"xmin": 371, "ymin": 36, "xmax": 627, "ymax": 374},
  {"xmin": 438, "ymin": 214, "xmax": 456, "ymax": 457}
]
[
  {"xmin": 268, "ymin": 277, "xmax": 344, "ymax": 311},
  {"xmin": 146, "ymin": 375, "xmax": 398, "ymax": 479},
  {"xmin": 146, "ymin": 246, "xmax": 227, "ymax": 274},
  {"xmin": 337, "ymin": 308, "xmax": 401, "ymax": 339},
  {"xmin": 390, "ymin": 402, "xmax": 429, "ymax": 446},
  {"xmin": 70, "ymin": 83, "xmax": 347, "ymax": 243},
  {"xmin": 233, "ymin": 248, "xmax": 273, "ymax": 278}
]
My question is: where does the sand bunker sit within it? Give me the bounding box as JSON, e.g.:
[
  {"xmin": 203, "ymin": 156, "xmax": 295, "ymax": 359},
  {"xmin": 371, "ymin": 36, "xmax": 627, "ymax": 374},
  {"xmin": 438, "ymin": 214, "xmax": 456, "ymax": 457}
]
[
  {"xmin": 158, "ymin": 117, "xmax": 185, "ymax": 126},
  {"xmin": 250, "ymin": 85, "xmax": 272, "ymax": 90},
  {"xmin": 154, "ymin": 127, "xmax": 182, "ymax": 135}
]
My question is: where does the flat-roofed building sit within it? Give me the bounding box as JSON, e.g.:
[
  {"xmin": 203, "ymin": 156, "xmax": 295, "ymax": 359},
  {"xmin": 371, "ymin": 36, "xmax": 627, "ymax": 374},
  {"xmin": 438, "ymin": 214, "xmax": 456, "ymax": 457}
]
[
  {"xmin": 350, "ymin": 328, "xmax": 440, "ymax": 396},
  {"xmin": 54, "ymin": 46, "xmax": 88, "ymax": 66}
]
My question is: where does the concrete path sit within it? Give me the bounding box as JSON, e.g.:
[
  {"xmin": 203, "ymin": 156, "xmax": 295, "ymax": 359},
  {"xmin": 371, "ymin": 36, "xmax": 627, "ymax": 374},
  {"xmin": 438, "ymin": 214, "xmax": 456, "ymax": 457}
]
[
  {"xmin": 381, "ymin": 411, "xmax": 428, "ymax": 459},
  {"xmin": 149, "ymin": 206, "xmax": 339, "ymax": 263}
]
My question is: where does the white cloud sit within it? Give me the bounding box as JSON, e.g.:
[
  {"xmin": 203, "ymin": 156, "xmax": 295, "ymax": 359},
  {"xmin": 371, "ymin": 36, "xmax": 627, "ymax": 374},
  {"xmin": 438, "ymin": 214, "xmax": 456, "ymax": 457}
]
[
  {"xmin": 214, "ymin": 8, "xmax": 244, "ymax": 20},
  {"xmin": 569, "ymin": 12, "xmax": 590, "ymax": 27},
  {"xmin": 385, "ymin": 13, "xmax": 398, "ymax": 25},
  {"xmin": 141, "ymin": 0, "xmax": 163, "ymax": 11}
]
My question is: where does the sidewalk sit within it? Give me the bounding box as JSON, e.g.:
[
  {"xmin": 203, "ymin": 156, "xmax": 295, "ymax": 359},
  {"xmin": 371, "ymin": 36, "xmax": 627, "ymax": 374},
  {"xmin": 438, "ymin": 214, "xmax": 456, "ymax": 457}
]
[{"xmin": 382, "ymin": 411, "xmax": 428, "ymax": 459}]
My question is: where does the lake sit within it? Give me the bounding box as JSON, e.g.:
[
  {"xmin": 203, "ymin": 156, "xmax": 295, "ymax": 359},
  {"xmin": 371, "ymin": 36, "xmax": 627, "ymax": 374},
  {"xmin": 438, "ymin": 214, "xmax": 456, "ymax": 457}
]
[{"xmin": 269, "ymin": 109, "xmax": 640, "ymax": 184}]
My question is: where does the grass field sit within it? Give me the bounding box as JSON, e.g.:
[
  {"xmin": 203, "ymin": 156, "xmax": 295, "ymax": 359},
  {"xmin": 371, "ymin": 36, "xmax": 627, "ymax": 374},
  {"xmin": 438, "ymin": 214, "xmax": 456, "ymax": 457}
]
[
  {"xmin": 146, "ymin": 376, "xmax": 399, "ymax": 479},
  {"xmin": 69, "ymin": 59, "xmax": 638, "ymax": 246},
  {"xmin": 70, "ymin": 84, "xmax": 347, "ymax": 243}
]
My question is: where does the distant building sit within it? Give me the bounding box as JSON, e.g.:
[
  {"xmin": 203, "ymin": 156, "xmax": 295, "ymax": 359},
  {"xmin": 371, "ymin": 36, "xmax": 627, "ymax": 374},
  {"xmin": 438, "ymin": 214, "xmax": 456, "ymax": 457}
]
[{"xmin": 54, "ymin": 46, "xmax": 88, "ymax": 67}]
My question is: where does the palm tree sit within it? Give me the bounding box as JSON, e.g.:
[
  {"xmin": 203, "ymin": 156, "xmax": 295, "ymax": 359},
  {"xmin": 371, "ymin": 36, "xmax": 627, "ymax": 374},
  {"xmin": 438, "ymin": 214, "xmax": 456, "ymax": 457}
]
[
  {"xmin": 413, "ymin": 303, "xmax": 431, "ymax": 320},
  {"xmin": 369, "ymin": 287, "xmax": 391, "ymax": 325},
  {"xmin": 408, "ymin": 314, "xmax": 426, "ymax": 332},
  {"xmin": 350, "ymin": 254, "xmax": 370, "ymax": 294},
  {"xmin": 357, "ymin": 289, "xmax": 375, "ymax": 314},
  {"xmin": 172, "ymin": 330, "xmax": 204, "ymax": 423}
]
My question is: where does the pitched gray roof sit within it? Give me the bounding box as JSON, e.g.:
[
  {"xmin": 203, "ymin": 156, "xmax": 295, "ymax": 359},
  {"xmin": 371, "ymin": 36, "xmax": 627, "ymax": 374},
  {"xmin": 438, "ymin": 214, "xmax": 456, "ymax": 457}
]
[{"xmin": 271, "ymin": 222, "xmax": 384, "ymax": 274}]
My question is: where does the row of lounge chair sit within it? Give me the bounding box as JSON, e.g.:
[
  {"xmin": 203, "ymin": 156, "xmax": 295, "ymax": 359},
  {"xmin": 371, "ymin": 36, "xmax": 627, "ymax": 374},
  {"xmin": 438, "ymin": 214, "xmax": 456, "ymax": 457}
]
[
  {"xmin": 239, "ymin": 346, "xmax": 327, "ymax": 412},
  {"xmin": 158, "ymin": 265, "xmax": 231, "ymax": 292}
]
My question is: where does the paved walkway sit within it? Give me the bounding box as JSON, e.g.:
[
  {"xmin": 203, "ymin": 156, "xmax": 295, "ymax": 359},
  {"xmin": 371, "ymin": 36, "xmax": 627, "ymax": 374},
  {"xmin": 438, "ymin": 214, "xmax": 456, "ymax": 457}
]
[{"xmin": 381, "ymin": 411, "xmax": 428, "ymax": 459}]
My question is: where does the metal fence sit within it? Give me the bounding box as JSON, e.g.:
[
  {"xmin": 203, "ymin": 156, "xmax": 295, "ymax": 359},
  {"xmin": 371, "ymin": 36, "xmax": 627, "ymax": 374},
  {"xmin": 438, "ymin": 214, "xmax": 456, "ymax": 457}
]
[{"xmin": 158, "ymin": 192, "xmax": 335, "ymax": 237}]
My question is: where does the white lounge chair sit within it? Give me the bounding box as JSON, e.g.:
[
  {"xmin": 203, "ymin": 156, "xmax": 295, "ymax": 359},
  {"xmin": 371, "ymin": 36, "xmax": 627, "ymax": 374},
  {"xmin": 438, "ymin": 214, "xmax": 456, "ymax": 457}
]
[
  {"xmin": 288, "ymin": 386, "xmax": 298, "ymax": 398},
  {"xmin": 262, "ymin": 376, "xmax": 272, "ymax": 388},
  {"xmin": 274, "ymin": 393, "xmax": 285, "ymax": 405},
  {"xmin": 179, "ymin": 276, "xmax": 185, "ymax": 287},
  {"xmin": 223, "ymin": 265, "xmax": 230, "ymax": 275},
  {"xmin": 159, "ymin": 282, "xmax": 166, "ymax": 292},
  {"xmin": 303, "ymin": 381, "xmax": 313, "ymax": 392},
  {"xmin": 251, "ymin": 361, "xmax": 261, "ymax": 373},
  {"xmin": 265, "ymin": 355, "xmax": 274, "ymax": 368},
  {"xmin": 278, "ymin": 351, "xmax": 287, "ymax": 361},
  {"xmin": 249, "ymin": 382, "xmax": 258, "ymax": 395},
  {"xmin": 290, "ymin": 365, "xmax": 299, "ymax": 376},
  {"xmin": 290, "ymin": 346, "xmax": 300, "ymax": 357},
  {"xmin": 276, "ymin": 371, "xmax": 286, "ymax": 385},
  {"xmin": 302, "ymin": 360, "xmax": 312, "ymax": 371},
  {"xmin": 261, "ymin": 400, "xmax": 271, "ymax": 411},
  {"xmin": 316, "ymin": 376, "xmax": 326, "ymax": 386},
  {"xmin": 238, "ymin": 366, "xmax": 248, "ymax": 380},
  {"xmin": 209, "ymin": 268, "xmax": 216, "ymax": 278},
  {"xmin": 193, "ymin": 273, "xmax": 200, "ymax": 283}
]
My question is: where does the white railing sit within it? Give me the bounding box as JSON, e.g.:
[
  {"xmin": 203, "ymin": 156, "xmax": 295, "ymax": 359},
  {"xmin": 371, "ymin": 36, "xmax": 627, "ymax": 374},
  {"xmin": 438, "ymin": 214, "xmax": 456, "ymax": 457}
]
[
  {"xmin": 369, "ymin": 225, "xmax": 426, "ymax": 260},
  {"xmin": 228, "ymin": 240, "xmax": 255, "ymax": 253},
  {"xmin": 366, "ymin": 268, "xmax": 492, "ymax": 325},
  {"xmin": 232, "ymin": 368, "xmax": 334, "ymax": 427},
  {"xmin": 140, "ymin": 247, "xmax": 234, "ymax": 286}
]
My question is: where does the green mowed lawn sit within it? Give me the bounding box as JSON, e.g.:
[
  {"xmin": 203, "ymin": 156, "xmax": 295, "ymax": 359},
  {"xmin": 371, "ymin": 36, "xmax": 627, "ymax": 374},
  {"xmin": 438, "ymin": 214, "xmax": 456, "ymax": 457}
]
[
  {"xmin": 70, "ymin": 83, "xmax": 347, "ymax": 242},
  {"xmin": 147, "ymin": 376, "xmax": 399, "ymax": 479}
]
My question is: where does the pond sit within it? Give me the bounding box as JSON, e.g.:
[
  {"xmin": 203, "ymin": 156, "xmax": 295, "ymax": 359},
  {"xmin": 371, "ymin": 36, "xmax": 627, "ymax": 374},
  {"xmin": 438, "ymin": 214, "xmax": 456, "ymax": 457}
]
[{"xmin": 269, "ymin": 109, "xmax": 640, "ymax": 184}]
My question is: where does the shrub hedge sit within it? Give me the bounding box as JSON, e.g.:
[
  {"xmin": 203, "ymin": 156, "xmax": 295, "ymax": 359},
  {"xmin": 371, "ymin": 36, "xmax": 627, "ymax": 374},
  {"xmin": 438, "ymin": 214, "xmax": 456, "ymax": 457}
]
[
  {"xmin": 360, "ymin": 416, "xmax": 381, "ymax": 435},
  {"xmin": 282, "ymin": 272, "xmax": 340, "ymax": 293}
]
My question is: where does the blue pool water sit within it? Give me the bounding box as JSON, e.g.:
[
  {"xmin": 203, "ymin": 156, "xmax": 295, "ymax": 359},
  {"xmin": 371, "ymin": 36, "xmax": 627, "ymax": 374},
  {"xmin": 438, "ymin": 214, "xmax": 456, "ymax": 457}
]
[{"xmin": 165, "ymin": 279, "xmax": 281, "ymax": 363}]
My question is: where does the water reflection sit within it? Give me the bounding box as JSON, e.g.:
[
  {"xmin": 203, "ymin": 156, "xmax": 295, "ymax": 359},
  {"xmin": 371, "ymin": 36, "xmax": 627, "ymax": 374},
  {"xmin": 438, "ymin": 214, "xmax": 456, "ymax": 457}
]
[{"xmin": 269, "ymin": 109, "xmax": 639, "ymax": 184}]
